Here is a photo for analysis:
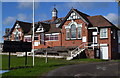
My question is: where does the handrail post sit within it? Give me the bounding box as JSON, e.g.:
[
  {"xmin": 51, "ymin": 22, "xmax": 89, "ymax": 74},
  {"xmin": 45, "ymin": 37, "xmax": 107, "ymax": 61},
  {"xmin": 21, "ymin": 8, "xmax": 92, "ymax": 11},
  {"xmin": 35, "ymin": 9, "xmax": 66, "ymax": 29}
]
[
  {"xmin": 77, "ymin": 47, "xmax": 79, "ymax": 51},
  {"xmin": 71, "ymin": 52, "xmax": 72, "ymax": 57}
]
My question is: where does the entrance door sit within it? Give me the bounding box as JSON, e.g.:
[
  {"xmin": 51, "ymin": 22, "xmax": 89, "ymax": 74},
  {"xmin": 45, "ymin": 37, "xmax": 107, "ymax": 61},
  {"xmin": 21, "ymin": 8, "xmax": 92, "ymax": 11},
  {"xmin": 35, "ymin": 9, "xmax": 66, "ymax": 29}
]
[{"xmin": 100, "ymin": 46, "xmax": 108, "ymax": 59}]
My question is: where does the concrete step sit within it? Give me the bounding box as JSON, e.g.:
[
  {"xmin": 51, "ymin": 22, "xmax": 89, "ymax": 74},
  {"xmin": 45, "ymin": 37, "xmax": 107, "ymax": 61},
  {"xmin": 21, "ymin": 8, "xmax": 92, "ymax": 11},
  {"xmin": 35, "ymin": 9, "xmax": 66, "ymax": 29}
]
[{"xmin": 66, "ymin": 57, "xmax": 73, "ymax": 60}]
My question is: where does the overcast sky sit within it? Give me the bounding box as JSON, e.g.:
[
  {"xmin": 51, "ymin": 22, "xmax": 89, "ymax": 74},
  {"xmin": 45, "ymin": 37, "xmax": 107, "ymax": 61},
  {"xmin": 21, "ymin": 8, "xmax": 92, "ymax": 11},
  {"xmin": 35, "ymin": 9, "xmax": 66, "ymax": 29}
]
[{"xmin": 0, "ymin": 1, "xmax": 119, "ymax": 42}]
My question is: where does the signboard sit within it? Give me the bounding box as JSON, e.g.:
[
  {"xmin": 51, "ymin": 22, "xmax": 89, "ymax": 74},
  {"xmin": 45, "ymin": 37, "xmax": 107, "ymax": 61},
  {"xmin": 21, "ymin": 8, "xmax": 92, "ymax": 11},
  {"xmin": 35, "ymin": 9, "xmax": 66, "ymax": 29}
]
[
  {"xmin": 82, "ymin": 36, "xmax": 86, "ymax": 42},
  {"xmin": 3, "ymin": 41, "xmax": 32, "ymax": 52}
]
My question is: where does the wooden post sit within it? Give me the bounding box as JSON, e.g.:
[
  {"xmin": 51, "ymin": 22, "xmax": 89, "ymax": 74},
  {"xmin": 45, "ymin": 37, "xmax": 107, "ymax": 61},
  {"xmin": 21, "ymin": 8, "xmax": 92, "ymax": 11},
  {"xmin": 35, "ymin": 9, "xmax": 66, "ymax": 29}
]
[
  {"xmin": 25, "ymin": 52, "xmax": 27, "ymax": 66},
  {"xmin": 45, "ymin": 51, "xmax": 48, "ymax": 63},
  {"xmin": 8, "ymin": 52, "xmax": 10, "ymax": 70}
]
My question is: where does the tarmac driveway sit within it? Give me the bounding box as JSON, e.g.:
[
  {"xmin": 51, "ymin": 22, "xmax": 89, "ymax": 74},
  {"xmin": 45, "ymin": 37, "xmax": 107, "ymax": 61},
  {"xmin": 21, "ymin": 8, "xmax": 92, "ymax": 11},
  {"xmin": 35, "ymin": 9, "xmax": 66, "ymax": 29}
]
[{"xmin": 43, "ymin": 61, "xmax": 120, "ymax": 78}]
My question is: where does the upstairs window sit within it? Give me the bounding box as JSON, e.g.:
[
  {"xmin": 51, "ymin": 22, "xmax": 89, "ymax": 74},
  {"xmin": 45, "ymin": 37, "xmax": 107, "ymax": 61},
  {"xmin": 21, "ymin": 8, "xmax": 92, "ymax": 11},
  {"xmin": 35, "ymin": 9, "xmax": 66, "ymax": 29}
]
[
  {"xmin": 78, "ymin": 26, "xmax": 82, "ymax": 39},
  {"xmin": 45, "ymin": 34, "xmax": 59, "ymax": 41},
  {"xmin": 100, "ymin": 28, "xmax": 108, "ymax": 38},
  {"xmin": 34, "ymin": 35, "xmax": 39, "ymax": 40},
  {"xmin": 71, "ymin": 24, "xmax": 76, "ymax": 39},
  {"xmin": 66, "ymin": 28, "xmax": 70, "ymax": 40},
  {"xmin": 65, "ymin": 22, "xmax": 82, "ymax": 40}
]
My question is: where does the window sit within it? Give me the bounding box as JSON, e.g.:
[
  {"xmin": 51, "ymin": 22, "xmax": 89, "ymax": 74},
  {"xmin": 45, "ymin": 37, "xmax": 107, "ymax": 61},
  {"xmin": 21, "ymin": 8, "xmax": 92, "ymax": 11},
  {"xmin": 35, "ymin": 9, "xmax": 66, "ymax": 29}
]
[
  {"xmin": 45, "ymin": 35, "xmax": 58, "ymax": 41},
  {"xmin": 34, "ymin": 36, "xmax": 38, "ymax": 40},
  {"xmin": 71, "ymin": 24, "xmax": 76, "ymax": 39},
  {"xmin": 65, "ymin": 22, "xmax": 82, "ymax": 40},
  {"xmin": 78, "ymin": 26, "xmax": 82, "ymax": 39},
  {"xmin": 25, "ymin": 37, "xmax": 31, "ymax": 42},
  {"xmin": 100, "ymin": 28, "xmax": 108, "ymax": 38},
  {"xmin": 34, "ymin": 35, "xmax": 39, "ymax": 40},
  {"xmin": 66, "ymin": 28, "xmax": 70, "ymax": 40}
]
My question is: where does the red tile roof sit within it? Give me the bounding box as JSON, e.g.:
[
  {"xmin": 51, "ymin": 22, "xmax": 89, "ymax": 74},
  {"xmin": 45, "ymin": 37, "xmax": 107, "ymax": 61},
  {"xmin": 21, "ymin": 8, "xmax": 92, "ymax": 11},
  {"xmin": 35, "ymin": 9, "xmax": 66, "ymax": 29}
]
[{"xmin": 87, "ymin": 15, "xmax": 114, "ymax": 27}]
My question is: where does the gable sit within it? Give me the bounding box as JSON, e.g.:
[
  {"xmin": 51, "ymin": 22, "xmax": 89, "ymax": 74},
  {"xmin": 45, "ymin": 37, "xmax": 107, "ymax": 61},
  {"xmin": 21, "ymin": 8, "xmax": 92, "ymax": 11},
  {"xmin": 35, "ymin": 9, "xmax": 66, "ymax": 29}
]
[
  {"xmin": 87, "ymin": 15, "xmax": 113, "ymax": 27},
  {"xmin": 36, "ymin": 24, "xmax": 44, "ymax": 32},
  {"xmin": 59, "ymin": 9, "xmax": 90, "ymax": 28},
  {"xmin": 9, "ymin": 20, "xmax": 32, "ymax": 35}
]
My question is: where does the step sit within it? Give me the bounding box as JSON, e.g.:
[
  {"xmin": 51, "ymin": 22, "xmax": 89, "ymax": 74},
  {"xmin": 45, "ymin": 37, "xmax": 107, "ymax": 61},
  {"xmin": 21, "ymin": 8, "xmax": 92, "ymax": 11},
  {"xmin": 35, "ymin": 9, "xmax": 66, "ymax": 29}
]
[{"xmin": 66, "ymin": 57, "xmax": 73, "ymax": 60}]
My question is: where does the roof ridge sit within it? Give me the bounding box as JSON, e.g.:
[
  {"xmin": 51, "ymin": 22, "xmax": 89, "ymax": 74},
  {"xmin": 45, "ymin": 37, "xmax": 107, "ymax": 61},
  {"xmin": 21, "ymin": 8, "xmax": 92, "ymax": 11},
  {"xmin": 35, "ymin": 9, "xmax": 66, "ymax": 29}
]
[
  {"xmin": 16, "ymin": 20, "xmax": 32, "ymax": 24},
  {"xmin": 39, "ymin": 17, "xmax": 65, "ymax": 22},
  {"xmin": 88, "ymin": 15, "xmax": 102, "ymax": 17},
  {"xmin": 73, "ymin": 9, "xmax": 90, "ymax": 17}
]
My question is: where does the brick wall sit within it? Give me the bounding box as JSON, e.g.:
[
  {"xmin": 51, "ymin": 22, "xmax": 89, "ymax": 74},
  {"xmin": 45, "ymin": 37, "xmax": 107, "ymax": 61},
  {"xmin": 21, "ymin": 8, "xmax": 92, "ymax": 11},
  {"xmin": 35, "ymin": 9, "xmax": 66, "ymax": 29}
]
[{"xmin": 61, "ymin": 19, "xmax": 88, "ymax": 47}]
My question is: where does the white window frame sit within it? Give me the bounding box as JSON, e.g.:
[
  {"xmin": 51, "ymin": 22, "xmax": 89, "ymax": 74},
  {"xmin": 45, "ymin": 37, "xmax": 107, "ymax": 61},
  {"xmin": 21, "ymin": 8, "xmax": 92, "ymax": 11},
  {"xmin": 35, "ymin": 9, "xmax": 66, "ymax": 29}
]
[
  {"xmin": 66, "ymin": 28, "xmax": 70, "ymax": 40},
  {"xmin": 69, "ymin": 21, "xmax": 77, "ymax": 40},
  {"xmin": 71, "ymin": 24, "xmax": 76, "ymax": 39},
  {"xmin": 77, "ymin": 24, "xmax": 82, "ymax": 39},
  {"xmin": 100, "ymin": 28, "xmax": 108, "ymax": 39},
  {"xmin": 45, "ymin": 34, "xmax": 59, "ymax": 41}
]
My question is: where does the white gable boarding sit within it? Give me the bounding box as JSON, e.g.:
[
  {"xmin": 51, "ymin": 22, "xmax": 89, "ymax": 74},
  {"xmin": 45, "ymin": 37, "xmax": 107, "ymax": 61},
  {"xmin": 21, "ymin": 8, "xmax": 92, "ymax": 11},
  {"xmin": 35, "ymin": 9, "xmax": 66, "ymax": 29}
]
[{"xmin": 67, "ymin": 12, "xmax": 80, "ymax": 20}]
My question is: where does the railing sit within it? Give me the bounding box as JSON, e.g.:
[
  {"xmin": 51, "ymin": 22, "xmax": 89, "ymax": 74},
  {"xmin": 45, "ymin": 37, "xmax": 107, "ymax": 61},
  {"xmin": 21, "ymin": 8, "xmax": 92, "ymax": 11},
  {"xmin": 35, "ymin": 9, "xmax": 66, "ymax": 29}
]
[{"xmin": 70, "ymin": 42, "xmax": 96, "ymax": 57}]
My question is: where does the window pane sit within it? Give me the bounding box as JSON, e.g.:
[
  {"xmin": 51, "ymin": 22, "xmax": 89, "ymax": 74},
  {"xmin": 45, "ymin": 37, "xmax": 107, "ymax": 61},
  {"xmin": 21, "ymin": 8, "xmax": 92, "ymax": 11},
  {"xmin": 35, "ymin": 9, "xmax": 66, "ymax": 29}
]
[
  {"xmin": 55, "ymin": 35, "xmax": 58, "ymax": 40},
  {"xmin": 45, "ymin": 35, "xmax": 49, "ymax": 40},
  {"xmin": 45, "ymin": 35, "xmax": 58, "ymax": 41},
  {"xmin": 100, "ymin": 28, "xmax": 108, "ymax": 38},
  {"xmin": 71, "ymin": 24, "xmax": 76, "ymax": 38},
  {"xmin": 66, "ymin": 28, "xmax": 70, "ymax": 39},
  {"xmin": 78, "ymin": 27, "xmax": 81, "ymax": 38}
]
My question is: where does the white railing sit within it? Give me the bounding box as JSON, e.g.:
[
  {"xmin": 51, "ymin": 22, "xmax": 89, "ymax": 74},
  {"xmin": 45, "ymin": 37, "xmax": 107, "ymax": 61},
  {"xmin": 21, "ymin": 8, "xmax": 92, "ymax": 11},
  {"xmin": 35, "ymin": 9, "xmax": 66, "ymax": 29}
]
[
  {"xmin": 70, "ymin": 42, "xmax": 94, "ymax": 57},
  {"xmin": 70, "ymin": 43, "xmax": 85, "ymax": 57}
]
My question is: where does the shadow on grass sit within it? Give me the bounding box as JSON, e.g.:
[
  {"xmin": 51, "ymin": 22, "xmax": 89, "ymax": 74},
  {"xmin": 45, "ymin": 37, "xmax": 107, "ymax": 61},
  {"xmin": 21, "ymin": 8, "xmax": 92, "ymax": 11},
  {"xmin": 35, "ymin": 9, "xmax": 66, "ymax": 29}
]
[{"xmin": 2, "ymin": 66, "xmax": 33, "ymax": 70}]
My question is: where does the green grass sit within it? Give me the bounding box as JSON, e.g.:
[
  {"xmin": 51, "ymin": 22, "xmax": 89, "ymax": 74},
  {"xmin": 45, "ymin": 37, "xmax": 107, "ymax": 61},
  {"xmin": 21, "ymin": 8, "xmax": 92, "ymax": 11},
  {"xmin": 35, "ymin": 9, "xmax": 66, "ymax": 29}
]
[{"xmin": 1, "ymin": 55, "xmax": 106, "ymax": 77}]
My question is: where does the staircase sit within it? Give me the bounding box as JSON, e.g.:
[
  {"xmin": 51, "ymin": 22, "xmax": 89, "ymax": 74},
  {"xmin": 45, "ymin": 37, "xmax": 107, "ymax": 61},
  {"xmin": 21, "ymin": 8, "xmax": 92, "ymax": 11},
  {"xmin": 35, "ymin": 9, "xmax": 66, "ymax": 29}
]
[{"xmin": 66, "ymin": 43, "xmax": 87, "ymax": 60}]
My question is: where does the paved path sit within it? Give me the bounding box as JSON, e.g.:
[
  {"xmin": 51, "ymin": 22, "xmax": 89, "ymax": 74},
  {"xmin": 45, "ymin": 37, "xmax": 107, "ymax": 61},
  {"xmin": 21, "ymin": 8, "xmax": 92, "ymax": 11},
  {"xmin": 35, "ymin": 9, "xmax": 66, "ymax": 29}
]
[{"xmin": 43, "ymin": 61, "xmax": 120, "ymax": 78}]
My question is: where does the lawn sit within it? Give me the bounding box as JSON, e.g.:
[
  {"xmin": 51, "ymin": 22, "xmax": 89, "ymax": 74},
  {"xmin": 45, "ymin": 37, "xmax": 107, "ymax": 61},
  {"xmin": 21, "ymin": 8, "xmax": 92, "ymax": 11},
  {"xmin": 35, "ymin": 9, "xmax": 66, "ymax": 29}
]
[{"xmin": 1, "ymin": 55, "xmax": 106, "ymax": 78}]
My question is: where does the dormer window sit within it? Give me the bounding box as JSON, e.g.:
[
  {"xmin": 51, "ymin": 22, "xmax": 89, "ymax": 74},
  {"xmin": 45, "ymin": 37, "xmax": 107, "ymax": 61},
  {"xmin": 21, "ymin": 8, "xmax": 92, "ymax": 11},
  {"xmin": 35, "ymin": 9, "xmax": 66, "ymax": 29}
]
[{"xmin": 15, "ymin": 23, "xmax": 20, "ymax": 28}]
